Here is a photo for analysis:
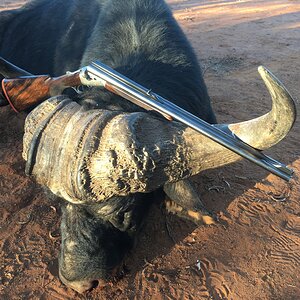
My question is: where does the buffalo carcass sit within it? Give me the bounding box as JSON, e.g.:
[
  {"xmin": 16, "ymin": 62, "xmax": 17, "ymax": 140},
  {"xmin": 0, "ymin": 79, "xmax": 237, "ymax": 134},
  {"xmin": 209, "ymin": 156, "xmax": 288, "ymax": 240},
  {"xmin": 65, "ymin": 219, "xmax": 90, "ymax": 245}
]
[{"xmin": 0, "ymin": 0, "xmax": 296, "ymax": 294}]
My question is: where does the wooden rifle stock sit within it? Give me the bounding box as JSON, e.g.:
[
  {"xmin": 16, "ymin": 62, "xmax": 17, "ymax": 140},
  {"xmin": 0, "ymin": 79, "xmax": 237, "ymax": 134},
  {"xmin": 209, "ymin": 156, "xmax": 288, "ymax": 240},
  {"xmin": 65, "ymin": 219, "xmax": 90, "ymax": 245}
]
[{"xmin": 1, "ymin": 72, "xmax": 82, "ymax": 112}]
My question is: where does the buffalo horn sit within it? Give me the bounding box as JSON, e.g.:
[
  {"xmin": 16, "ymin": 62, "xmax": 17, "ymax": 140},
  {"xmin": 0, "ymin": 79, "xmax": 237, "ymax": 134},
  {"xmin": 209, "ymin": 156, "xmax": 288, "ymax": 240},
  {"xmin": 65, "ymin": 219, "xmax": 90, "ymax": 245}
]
[{"xmin": 22, "ymin": 67, "xmax": 296, "ymax": 203}]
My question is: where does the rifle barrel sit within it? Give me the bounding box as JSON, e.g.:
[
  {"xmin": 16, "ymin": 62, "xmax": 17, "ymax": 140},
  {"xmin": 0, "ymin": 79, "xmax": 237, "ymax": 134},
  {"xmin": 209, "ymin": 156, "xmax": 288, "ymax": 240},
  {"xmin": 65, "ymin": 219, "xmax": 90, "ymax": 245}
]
[{"xmin": 86, "ymin": 61, "xmax": 293, "ymax": 181}]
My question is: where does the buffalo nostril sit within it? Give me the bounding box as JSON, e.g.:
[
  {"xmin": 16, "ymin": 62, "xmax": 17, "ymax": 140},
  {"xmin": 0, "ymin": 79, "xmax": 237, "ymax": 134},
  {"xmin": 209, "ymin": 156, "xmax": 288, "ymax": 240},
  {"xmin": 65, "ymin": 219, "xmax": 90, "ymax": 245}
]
[
  {"xmin": 59, "ymin": 272, "xmax": 101, "ymax": 294},
  {"xmin": 91, "ymin": 280, "xmax": 99, "ymax": 289}
]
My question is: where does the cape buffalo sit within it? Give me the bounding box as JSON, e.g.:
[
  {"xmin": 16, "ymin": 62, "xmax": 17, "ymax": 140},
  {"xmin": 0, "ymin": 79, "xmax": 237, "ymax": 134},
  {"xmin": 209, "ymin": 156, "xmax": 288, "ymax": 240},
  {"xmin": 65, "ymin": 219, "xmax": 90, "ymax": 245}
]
[{"xmin": 0, "ymin": 0, "xmax": 295, "ymax": 294}]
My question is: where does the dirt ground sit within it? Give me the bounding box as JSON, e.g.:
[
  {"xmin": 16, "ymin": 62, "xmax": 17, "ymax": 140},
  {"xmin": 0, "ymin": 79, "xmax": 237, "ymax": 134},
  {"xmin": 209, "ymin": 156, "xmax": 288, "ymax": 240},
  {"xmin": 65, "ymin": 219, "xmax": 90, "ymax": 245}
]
[{"xmin": 0, "ymin": 0, "xmax": 299, "ymax": 299}]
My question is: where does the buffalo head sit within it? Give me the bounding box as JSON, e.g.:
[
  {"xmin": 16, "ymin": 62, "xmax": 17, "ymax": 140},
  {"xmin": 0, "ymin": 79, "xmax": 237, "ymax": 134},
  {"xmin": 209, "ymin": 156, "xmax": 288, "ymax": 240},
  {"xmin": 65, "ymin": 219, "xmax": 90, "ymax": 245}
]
[{"xmin": 22, "ymin": 66, "xmax": 296, "ymax": 203}]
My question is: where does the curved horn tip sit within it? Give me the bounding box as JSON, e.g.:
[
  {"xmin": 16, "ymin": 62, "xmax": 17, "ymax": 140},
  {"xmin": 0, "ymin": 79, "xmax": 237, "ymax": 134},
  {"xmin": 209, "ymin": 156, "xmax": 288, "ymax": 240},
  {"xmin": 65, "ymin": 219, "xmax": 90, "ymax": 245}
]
[
  {"xmin": 258, "ymin": 65, "xmax": 286, "ymax": 90},
  {"xmin": 227, "ymin": 66, "xmax": 297, "ymax": 151},
  {"xmin": 258, "ymin": 65, "xmax": 297, "ymax": 120}
]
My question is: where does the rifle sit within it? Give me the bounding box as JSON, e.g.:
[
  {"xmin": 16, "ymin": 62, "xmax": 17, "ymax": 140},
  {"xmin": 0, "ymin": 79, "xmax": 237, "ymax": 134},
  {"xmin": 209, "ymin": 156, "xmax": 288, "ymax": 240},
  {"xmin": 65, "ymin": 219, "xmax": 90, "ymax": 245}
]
[{"xmin": 0, "ymin": 59, "xmax": 294, "ymax": 181}]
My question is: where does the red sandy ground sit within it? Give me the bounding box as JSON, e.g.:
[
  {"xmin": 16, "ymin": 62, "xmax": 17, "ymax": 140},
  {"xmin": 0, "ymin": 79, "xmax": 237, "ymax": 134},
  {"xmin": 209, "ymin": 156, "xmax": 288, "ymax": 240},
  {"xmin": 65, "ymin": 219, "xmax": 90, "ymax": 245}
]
[{"xmin": 0, "ymin": 0, "xmax": 299, "ymax": 299}]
